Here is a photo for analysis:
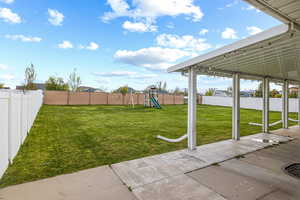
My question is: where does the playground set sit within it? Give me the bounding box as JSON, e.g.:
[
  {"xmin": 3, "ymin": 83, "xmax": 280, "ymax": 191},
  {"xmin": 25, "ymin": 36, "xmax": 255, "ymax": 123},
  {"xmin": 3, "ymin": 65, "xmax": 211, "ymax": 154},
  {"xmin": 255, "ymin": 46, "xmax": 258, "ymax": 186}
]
[{"xmin": 144, "ymin": 87, "xmax": 162, "ymax": 109}]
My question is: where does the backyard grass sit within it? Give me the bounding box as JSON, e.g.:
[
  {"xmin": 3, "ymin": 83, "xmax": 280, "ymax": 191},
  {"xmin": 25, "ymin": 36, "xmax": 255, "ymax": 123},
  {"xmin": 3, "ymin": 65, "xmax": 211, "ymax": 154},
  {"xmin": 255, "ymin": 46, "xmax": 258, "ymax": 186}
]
[{"xmin": 0, "ymin": 104, "xmax": 297, "ymax": 188}]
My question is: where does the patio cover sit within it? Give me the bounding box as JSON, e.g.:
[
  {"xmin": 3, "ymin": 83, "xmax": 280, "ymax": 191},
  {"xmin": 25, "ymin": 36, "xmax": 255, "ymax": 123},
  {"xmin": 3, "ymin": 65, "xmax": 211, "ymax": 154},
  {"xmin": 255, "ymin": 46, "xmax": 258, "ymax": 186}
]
[
  {"xmin": 244, "ymin": 0, "xmax": 300, "ymax": 30},
  {"xmin": 168, "ymin": 24, "xmax": 300, "ymax": 83}
]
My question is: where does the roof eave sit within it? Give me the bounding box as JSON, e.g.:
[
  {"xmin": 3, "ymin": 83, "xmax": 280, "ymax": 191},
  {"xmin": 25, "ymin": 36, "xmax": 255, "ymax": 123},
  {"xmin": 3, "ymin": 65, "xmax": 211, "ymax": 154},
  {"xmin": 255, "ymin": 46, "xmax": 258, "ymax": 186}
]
[{"xmin": 167, "ymin": 24, "xmax": 290, "ymax": 73}]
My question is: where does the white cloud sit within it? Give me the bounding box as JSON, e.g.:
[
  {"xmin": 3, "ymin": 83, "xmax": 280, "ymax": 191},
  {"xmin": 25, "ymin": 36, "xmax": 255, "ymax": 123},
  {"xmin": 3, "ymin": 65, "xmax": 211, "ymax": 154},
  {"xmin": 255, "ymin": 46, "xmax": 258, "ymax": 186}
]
[
  {"xmin": 221, "ymin": 28, "xmax": 238, "ymax": 39},
  {"xmin": 79, "ymin": 42, "xmax": 99, "ymax": 50},
  {"xmin": 247, "ymin": 26, "xmax": 263, "ymax": 35},
  {"xmin": 0, "ymin": 8, "xmax": 22, "ymax": 23},
  {"xmin": 242, "ymin": 5, "xmax": 261, "ymax": 13},
  {"xmin": 156, "ymin": 33, "xmax": 212, "ymax": 52},
  {"xmin": 166, "ymin": 22, "xmax": 175, "ymax": 29},
  {"xmin": 58, "ymin": 41, "xmax": 73, "ymax": 49},
  {"xmin": 48, "ymin": 9, "xmax": 64, "ymax": 26},
  {"xmin": 218, "ymin": 0, "xmax": 239, "ymax": 10},
  {"xmin": 122, "ymin": 20, "xmax": 157, "ymax": 32},
  {"xmin": 5, "ymin": 34, "xmax": 42, "ymax": 42},
  {"xmin": 0, "ymin": 64, "xmax": 8, "ymax": 70},
  {"xmin": 0, "ymin": 0, "xmax": 14, "ymax": 4},
  {"xmin": 86, "ymin": 42, "xmax": 99, "ymax": 50},
  {"xmin": 102, "ymin": 0, "xmax": 204, "ymax": 23},
  {"xmin": 0, "ymin": 74, "xmax": 14, "ymax": 80},
  {"xmin": 93, "ymin": 71, "xmax": 157, "ymax": 79},
  {"xmin": 225, "ymin": 0, "xmax": 239, "ymax": 8},
  {"xmin": 199, "ymin": 28, "xmax": 209, "ymax": 35},
  {"xmin": 114, "ymin": 47, "xmax": 189, "ymax": 70}
]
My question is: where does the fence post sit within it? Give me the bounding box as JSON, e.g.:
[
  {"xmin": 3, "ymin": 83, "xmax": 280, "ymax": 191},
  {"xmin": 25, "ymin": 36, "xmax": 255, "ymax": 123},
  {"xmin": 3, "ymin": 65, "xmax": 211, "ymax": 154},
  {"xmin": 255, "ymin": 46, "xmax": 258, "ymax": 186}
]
[
  {"xmin": 89, "ymin": 92, "xmax": 91, "ymax": 105},
  {"xmin": 67, "ymin": 91, "xmax": 70, "ymax": 105},
  {"xmin": 106, "ymin": 93, "xmax": 109, "ymax": 105},
  {"xmin": 173, "ymin": 95, "xmax": 176, "ymax": 105}
]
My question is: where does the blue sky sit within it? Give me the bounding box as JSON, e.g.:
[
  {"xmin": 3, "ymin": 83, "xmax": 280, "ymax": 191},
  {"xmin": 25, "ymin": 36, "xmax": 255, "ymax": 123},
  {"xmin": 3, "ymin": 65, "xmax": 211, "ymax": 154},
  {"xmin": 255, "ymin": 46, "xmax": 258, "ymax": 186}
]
[{"xmin": 0, "ymin": 0, "xmax": 281, "ymax": 92}]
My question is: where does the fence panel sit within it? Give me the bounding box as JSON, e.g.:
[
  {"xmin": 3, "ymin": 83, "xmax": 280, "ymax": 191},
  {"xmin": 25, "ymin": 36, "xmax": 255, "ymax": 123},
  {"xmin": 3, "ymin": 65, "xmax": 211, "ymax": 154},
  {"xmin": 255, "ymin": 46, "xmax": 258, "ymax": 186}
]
[
  {"xmin": 174, "ymin": 95, "xmax": 184, "ymax": 104},
  {"xmin": 0, "ymin": 93, "xmax": 9, "ymax": 177},
  {"xmin": 91, "ymin": 92, "xmax": 108, "ymax": 105},
  {"xmin": 43, "ymin": 91, "xmax": 184, "ymax": 106},
  {"xmin": 137, "ymin": 94, "xmax": 144, "ymax": 105},
  {"xmin": 69, "ymin": 92, "xmax": 89, "ymax": 105},
  {"xmin": 202, "ymin": 96, "xmax": 299, "ymax": 112},
  {"xmin": 108, "ymin": 93, "xmax": 123, "ymax": 105},
  {"xmin": 163, "ymin": 94, "xmax": 174, "ymax": 104},
  {"xmin": 0, "ymin": 90, "xmax": 43, "ymax": 178},
  {"xmin": 44, "ymin": 91, "xmax": 68, "ymax": 105}
]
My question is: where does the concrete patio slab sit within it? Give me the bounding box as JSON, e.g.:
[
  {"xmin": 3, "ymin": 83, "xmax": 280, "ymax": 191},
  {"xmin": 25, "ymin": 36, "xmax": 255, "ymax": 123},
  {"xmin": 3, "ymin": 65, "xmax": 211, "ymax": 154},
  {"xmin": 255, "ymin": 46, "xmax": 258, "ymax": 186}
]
[
  {"xmin": 242, "ymin": 153, "xmax": 287, "ymax": 174},
  {"xmin": 187, "ymin": 133, "xmax": 300, "ymax": 200},
  {"xmin": 111, "ymin": 155, "xmax": 184, "ymax": 189},
  {"xmin": 188, "ymin": 165, "xmax": 275, "ymax": 200},
  {"xmin": 112, "ymin": 132, "xmax": 291, "ymax": 189},
  {"xmin": 220, "ymin": 159, "xmax": 300, "ymax": 196},
  {"xmin": 272, "ymin": 126, "xmax": 300, "ymax": 139},
  {"xmin": 133, "ymin": 174, "xmax": 227, "ymax": 200},
  {"xmin": 0, "ymin": 166, "xmax": 137, "ymax": 200}
]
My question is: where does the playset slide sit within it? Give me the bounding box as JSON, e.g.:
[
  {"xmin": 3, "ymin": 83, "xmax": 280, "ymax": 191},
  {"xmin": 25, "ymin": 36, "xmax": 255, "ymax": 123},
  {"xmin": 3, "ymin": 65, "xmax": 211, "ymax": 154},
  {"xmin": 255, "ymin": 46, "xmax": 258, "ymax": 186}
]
[{"xmin": 150, "ymin": 97, "xmax": 162, "ymax": 109}]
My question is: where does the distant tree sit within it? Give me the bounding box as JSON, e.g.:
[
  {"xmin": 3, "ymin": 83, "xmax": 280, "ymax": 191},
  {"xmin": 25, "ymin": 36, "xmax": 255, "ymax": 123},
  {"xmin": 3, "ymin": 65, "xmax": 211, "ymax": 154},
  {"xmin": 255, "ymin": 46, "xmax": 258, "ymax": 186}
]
[
  {"xmin": 173, "ymin": 87, "xmax": 182, "ymax": 95},
  {"xmin": 184, "ymin": 88, "xmax": 188, "ymax": 96},
  {"xmin": 156, "ymin": 81, "xmax": 162, "ymax": 92},
  {"xmin": 155, "ymin": 81, "xmax": 168, "ymax": 93},
  {"xmin": 24, "ymin": 63, "xmax": 37, "ymax": 90},
  {"xmin": 274, "ymin": 94, "xmax": 282, "ymax": 98},
  {"xmin": 270, "ymin": 89, "xmax": 279, "ymax": 98},
  {"xmin": 68, "ymin": 68, "xmax": 81, "ymax": 92},
  {"xmin": 205, "ymin": 88, "xmax": 215, "ymax": 96},
  {"xmin": 114, "ymin": 85, "xmax": 129, "ymax": 95},
  {"xmin": 0, "ymin": 83, "xmax": 4, "ymax": 89},
  {"xmin": 254, "ymin": 83, "xmax": 263, "ymax": 97},
  {"xmin": 162, "ymin": 82, "xmax": 167, "ymax": 92},
  {"xmin": 114, "ymin": 85, "xmax": 129, "ymax": 104},
  {"xmin": 45, "ymin": 76, "xmax": 69, "ymax": 91},
  {"xmin": 289, "ymin": 91, "xmax": 297, "ymax": 98}
]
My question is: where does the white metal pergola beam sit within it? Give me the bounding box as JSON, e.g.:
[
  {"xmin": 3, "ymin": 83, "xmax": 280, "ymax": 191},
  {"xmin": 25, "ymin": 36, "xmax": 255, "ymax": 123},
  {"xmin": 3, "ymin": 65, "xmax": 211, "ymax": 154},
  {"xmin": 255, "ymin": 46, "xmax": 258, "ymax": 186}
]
[
  {"xmin": 262, "ymin": 77, "xmax": 270, "ymax": 133},
  {"xmin": 282, "ymin": 80, "xmax": 289, "ymax": 129},
  {"xmin": 232, "ymin": 73, "xmax": 240, "ymax": 141},
  {"xmin": 187, "ymin": 67, "xmax": 197, "ymax": 150}
]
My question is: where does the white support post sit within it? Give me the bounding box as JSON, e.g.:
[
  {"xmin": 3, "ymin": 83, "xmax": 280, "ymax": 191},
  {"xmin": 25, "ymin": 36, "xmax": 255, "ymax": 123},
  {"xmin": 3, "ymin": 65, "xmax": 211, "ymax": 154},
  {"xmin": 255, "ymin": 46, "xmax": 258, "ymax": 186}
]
[
  {"xmin": 188, "ymin": 67, "xmax": 197, "ymax": 150},
  {"xmin": 232, "ymin": 73, "xmax": 240, "ymax": 141},
  {"xmin": 298, "ymin": 83, "xmax": 300, "ymax": 126},
  {"xmin": 262, "ymin": 77, "xmax": 270, "ymax": 133},
  {"xmin": 282, "ymin": 80, "xmax": 289, "ymax": 129}
]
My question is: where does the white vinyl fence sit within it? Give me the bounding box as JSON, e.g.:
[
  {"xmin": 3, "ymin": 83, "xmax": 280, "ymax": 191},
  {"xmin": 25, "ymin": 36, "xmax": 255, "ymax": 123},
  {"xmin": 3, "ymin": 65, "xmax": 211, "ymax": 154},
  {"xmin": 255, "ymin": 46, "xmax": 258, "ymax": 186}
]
[
  {"xmin": 202, "ymin": 96, "xmax": 299, "ymax": 112},
  {"xmin": 0, "ymin": 90, "xmax": 43, "ymax": 178}
]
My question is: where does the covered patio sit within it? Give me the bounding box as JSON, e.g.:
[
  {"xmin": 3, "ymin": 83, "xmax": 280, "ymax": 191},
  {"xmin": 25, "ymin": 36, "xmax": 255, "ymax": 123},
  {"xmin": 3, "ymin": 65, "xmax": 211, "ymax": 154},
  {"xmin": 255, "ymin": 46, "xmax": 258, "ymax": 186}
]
[{"xmin": 166, "ymin": 22, "xmax": 300, "ymax": 150}]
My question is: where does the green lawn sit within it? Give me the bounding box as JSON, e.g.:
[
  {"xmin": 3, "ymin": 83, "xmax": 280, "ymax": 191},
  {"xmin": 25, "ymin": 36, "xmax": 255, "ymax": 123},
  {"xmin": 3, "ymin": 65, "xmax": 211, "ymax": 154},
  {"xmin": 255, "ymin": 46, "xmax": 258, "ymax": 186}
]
[{"xmin": 0, "ymin": 104, "xmax": 297, "ymax": 188}]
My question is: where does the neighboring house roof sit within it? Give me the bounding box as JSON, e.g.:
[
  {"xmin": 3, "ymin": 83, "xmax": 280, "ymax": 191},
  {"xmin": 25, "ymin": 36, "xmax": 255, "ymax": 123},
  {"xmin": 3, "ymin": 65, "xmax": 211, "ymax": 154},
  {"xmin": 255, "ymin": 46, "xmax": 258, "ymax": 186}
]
[{"xmin": 16, "ymin": 83, "xmax": 45, "ymax": 90}]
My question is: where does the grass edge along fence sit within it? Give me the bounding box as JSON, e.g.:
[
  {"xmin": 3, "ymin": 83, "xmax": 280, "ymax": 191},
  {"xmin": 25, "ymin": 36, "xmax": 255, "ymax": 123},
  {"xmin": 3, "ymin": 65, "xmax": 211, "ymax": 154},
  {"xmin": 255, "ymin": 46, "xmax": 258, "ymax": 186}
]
[
  {"xmin": 43, "ymin": 90, "xmax": 185, "ymax": 105},
  {"xmin": 0, "ymin": 90, "xmax": 43, "ymax": 178}
]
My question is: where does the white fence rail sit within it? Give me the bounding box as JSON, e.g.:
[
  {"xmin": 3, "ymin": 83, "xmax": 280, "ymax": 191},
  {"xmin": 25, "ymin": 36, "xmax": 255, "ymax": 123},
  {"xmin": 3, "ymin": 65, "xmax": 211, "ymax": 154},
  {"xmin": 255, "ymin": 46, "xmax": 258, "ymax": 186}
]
[
  {"xmin": 0, "ymin": 90, "xmax": 43, "ymax": 178},
  {"xmin": 202, "ymin": 96, "xmax": 299, "ymax": 112}
]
